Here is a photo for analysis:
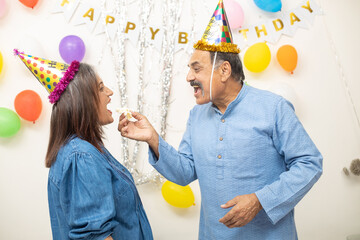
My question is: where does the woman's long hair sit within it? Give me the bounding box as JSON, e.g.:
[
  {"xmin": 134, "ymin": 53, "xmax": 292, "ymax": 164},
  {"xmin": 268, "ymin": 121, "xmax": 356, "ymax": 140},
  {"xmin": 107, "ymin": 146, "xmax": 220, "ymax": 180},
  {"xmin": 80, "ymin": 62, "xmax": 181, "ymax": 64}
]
[{"xmin": 45, "ymin": 63, "xmax": 104, "ymax": 168}]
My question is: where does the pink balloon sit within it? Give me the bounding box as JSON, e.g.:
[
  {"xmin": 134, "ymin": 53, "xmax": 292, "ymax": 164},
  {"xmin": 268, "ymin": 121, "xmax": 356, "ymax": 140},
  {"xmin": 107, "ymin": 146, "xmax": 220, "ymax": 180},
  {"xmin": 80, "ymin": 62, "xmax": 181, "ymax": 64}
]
[
  {"xmin": 224, "ymin": 0, "xmax": 245, "ymax": 29},
  {"xmin": 0, "ymin": 0, "xmax": 7, "ymax": 18}
]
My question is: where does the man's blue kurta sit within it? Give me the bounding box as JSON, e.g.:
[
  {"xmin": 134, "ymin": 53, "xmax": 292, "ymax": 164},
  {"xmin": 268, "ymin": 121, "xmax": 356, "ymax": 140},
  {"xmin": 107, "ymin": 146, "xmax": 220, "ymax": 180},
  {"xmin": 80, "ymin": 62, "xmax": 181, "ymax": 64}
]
[{"xmin": 149, "ymin": 84, "xmax": 322, "ymax": 240}]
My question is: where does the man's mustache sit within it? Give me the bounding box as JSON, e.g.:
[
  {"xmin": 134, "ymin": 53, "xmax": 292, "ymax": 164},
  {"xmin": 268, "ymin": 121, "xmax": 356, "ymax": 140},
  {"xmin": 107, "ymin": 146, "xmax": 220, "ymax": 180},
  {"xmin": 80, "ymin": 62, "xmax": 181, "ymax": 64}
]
[{"xmin": 190, "ymin": 80, "xmax": 205, "ymax": 97}]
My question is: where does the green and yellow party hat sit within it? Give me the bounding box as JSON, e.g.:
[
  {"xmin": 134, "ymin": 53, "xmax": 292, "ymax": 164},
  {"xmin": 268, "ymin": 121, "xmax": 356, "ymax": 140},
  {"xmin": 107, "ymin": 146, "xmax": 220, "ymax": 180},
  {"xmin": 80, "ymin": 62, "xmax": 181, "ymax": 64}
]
[
  {"xmin": 194, "ymin": 0, "xmax": 240, "ymax": 53},
  {"xmin": 14, "ymin": 49, "xmax": 80, "ymax": 104}
]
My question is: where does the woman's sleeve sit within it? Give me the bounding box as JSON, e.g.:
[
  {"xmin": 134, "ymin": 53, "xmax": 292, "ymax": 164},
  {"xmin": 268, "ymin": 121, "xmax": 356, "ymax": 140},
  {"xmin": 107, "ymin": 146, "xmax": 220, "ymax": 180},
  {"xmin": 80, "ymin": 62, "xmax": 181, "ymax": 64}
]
[{"xmin": 59, "ymin": 152, "xmax": 119, "ymax": 239}]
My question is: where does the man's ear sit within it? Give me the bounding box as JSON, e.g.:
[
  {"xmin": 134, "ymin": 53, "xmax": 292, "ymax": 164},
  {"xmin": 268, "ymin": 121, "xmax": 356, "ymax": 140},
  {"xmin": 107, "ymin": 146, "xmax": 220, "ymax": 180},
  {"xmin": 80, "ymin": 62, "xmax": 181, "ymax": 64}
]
[{"xmin": 220, "ymin": 61, "xmax": 232, "ymax": 82}]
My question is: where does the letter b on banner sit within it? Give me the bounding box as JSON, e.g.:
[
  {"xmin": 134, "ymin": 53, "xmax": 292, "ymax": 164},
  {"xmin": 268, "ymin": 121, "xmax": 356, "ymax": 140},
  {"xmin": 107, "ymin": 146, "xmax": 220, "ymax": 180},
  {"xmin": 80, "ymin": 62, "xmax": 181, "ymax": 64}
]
[{"xmin": 178, "ymin": 32, "xmax": 188, "ymax": 44}]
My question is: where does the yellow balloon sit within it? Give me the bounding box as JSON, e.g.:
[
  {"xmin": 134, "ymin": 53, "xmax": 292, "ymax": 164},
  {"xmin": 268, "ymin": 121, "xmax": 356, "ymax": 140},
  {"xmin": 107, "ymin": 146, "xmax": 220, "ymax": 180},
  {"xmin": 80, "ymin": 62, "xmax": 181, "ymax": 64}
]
[
  {"xmin": 161, "ymin": 180, "xmax": 195, "ymax": 208},
  {"xmin": 0, "ymin": 51, "xmax": 3, "ymax": 74},
  {"xmin": 244, "ymin": 42, "xmax": 271, "ymax": 73}
]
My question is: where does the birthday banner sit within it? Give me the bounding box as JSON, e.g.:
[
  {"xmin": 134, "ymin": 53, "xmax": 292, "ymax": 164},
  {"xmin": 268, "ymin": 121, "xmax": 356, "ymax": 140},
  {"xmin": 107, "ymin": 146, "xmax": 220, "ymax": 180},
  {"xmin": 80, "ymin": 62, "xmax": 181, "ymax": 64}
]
[{"xmin": 52, "ymin": 0, "xmax": 323, "ymax": 51}]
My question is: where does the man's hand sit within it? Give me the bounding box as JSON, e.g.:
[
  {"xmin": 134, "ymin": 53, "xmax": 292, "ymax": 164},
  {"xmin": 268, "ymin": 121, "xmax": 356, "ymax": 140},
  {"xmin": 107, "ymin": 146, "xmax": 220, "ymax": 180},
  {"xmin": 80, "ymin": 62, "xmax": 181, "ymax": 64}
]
[
  {"xmin": 118, "ymin": 111, "xmax": 153, "ymax": 141},
  {"xmin": 219, "ymin": 193, "xmax": 263, "ymax": 228},
  {"xmin": 118, "ymin": 111, "xmax": 159, "ymax": 157}
]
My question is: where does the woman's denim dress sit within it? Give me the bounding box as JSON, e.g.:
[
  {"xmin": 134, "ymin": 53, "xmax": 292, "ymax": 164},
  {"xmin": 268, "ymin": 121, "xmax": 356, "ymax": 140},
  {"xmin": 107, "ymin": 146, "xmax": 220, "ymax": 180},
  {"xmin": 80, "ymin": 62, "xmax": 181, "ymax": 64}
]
[{"xmin": 48, "ymin": 137, "xmax": 153, "ymax": 240}]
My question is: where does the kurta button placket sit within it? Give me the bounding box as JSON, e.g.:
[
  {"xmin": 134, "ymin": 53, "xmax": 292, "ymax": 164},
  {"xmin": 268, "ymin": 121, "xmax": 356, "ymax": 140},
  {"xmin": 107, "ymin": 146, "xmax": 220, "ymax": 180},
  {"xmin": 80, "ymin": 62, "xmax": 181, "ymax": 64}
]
[{"xmin": 216, "ymin": 116, "xmax": 225, "ymax": 179}]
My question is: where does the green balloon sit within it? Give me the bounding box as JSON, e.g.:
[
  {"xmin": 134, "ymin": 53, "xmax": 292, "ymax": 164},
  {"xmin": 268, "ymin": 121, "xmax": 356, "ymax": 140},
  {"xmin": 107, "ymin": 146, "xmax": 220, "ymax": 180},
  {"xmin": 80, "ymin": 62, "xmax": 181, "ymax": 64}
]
[{"xmin": 0, "ymin": 107, "xmax": 21, "ymax": 138}]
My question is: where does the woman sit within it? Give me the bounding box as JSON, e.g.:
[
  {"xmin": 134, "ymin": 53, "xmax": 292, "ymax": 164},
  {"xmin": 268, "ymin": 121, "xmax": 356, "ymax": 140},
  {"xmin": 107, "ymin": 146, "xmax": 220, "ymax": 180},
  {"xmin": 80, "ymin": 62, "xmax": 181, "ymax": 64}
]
[{"xmin": 14, "ymin": 49, "xmax": 153, "ymax": 240}]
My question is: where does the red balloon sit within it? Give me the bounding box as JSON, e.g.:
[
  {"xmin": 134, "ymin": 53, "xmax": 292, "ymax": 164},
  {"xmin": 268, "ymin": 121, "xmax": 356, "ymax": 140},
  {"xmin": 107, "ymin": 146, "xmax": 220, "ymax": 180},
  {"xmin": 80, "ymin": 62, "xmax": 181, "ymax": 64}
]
[
  {"xmin": 19, "ymin": 0, "xmax": 39, "ymax": 8},
  {"xmin": 14, "ymin": 90, "xmax": 42, "ymax": 123}
]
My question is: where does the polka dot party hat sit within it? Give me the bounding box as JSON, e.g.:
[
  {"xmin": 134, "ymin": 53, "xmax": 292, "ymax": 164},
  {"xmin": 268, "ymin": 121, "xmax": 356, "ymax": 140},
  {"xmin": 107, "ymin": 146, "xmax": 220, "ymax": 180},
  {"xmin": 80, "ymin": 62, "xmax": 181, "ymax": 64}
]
[
  {"xmin": 193, "ymin": 0, "xmax": 240, "ymax": 53},
  {"xmin": 14, "ymin": 49, "xmax": 80, "ymax": 104}
]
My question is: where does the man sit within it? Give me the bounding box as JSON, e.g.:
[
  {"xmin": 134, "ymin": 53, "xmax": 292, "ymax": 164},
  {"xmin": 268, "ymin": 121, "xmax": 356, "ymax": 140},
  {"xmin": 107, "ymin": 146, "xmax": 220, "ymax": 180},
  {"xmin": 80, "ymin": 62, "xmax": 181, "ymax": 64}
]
[{"xmin": 118, "ymin": 0, "xmax": 322, "ymax": 239}]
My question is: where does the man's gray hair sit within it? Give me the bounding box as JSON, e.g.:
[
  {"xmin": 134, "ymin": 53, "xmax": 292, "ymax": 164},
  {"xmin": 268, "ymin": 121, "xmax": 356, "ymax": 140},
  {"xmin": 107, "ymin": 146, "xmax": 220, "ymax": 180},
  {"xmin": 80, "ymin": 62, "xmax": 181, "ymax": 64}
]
[{"xmin": 210, "ymin": 51, "xmax": 245, "ymax": 83}]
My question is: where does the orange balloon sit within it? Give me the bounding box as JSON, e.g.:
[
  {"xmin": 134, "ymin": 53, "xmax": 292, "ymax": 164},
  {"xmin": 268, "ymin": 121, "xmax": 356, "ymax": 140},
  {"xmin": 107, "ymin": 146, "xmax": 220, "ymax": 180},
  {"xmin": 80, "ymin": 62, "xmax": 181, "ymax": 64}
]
[
  {"xmin": 276, "ymin": 45, "xmax": 298, "ymax": 74},
  {"xmin": 14, "ymin": 90, "xmax": 42, "ymax": 123},
  {"xmin": 18, "ymin": 0, "xmax": 39, "ymax": 8}
]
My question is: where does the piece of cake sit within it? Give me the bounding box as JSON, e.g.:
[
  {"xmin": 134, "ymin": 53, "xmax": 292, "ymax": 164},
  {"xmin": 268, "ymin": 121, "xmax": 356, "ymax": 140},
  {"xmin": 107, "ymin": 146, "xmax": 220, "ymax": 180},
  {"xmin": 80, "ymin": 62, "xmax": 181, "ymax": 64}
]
[{"xmin": 116, "ymin": 108, "xmax": 137, "ymax": 122}]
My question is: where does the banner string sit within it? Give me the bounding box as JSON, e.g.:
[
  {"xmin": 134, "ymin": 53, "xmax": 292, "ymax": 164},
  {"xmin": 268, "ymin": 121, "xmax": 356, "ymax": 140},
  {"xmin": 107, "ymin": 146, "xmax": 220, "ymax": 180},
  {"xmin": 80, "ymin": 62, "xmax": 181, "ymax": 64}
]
[{"xmin": 320, "ymin": 3, "xmax": 360, "ymax": 134}]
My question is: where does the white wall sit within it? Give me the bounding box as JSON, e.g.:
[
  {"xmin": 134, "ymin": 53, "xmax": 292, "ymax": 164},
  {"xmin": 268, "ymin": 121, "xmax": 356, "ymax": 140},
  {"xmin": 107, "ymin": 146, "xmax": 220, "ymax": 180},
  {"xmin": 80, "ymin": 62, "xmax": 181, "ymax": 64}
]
[{"xmin": 0, "ymin": 0, "xmax": 359, "ymax": 239}]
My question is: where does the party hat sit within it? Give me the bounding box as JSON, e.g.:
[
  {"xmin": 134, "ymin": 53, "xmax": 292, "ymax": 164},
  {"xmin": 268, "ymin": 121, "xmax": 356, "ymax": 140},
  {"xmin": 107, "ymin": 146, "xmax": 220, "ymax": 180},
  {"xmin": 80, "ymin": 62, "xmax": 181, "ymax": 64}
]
[
  {"xmin": 194, "ymin": 0, "xmax": 240, "ymax": 54},
  {"xmin": 14, "ymin": 49, "xmax": 80, "ymax": 104}
]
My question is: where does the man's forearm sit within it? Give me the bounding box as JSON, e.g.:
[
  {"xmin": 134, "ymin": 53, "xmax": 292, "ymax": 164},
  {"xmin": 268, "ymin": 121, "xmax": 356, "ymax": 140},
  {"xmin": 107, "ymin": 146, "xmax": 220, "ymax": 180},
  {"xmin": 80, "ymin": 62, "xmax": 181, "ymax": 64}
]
[{"xmin": 147, "ymin": 132, "xmax": 159, "ymax": 159}]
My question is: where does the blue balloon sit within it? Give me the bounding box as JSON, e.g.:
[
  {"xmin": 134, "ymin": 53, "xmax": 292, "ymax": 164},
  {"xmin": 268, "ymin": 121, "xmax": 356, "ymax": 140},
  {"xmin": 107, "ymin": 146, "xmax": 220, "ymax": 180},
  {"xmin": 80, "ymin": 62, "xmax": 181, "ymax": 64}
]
[{"xmin": 253, "ymin": 0, "xmax": 282, "ymax": 12}]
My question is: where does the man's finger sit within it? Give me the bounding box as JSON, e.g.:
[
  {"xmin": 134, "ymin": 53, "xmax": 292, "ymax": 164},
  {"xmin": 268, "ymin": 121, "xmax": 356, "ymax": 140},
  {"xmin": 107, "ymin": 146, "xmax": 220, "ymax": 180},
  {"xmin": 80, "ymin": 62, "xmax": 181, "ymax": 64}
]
[
  {"xmin": 219, "ymin": 210, "xmax": 235, "ymax": 224},
  {"xmin": 120, "ymin": 126, "xmax": 128, "ymax": 137},
  {"xmin": 119, "ymin": 113, "xmax": 125, "ymax": 121},
  {"xmin": 119, "ymin": 117, "xmax": 129, "ymax": 129},
  {"xmin": 221, "ymin": 199, "xmax": 237, "ymax": 209},
  {"xmin": 131, "ymin": 111, "xmax": 142, "ymax": 120},
  {"xmin": 226, "ymin": 219, "xmax": 244, "ymax": 228},
  {"xmin": 222, "ymin": 211, "xmax": 243, "ymax": 228}
]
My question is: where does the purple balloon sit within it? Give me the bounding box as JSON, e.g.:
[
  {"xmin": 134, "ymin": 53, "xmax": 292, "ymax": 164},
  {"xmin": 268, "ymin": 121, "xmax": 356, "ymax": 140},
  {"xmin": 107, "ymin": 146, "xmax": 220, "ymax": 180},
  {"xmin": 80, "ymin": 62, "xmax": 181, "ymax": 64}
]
[{"xmin": 59, "ymin": 35, "xmax": 86, "ymax": 64}]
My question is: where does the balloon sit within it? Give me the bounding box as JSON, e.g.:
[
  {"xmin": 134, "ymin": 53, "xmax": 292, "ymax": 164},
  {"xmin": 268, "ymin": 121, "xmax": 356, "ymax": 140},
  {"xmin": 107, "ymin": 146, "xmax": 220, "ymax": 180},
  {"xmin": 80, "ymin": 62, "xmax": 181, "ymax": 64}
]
[
  {"xmin": 0, "ymin": 108, "xmax": 21, "ymax": 138},
  {"xmin": 224, "ymin": 0, "xmax": 244, "ymax": 29},
  {"xmin": 244, "ymin": 42, "xmax": 271, "ymax": 73},
  {"xmin": 0, "ymin": 51, "xmax": 3, "ymax": 75},
  {"xmin": 19, "ymin": 0, "xmax": 39, "ymax": 8},
  {"xmin": 253, "ymin": 0, "xmax": 282, "ymax": 12},
  {"xmin": 14, "ymin": 90, "xmax": 42, "ymax": 123},
  {"xmin": 276, "ymin": 45, "xmax": 298, "ymax": 74},
  {"xmin": 59, "ymin": 35, "xmax": 86, "ymax": 64},
  {"xmin": 0, "ymin": 0, "xmax": 8, "ymax": 18},
  {"xmin": 161, "ymin": 181, "xmax": 195, "ymax": 208}
]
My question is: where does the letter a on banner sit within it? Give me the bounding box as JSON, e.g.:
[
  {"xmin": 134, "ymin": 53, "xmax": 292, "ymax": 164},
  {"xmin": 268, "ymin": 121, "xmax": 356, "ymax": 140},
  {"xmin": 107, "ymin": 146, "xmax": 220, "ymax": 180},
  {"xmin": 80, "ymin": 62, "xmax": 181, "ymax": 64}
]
[{"xmin": 72, "ymin": 2, "xmax": 101, "ymax": 32}]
